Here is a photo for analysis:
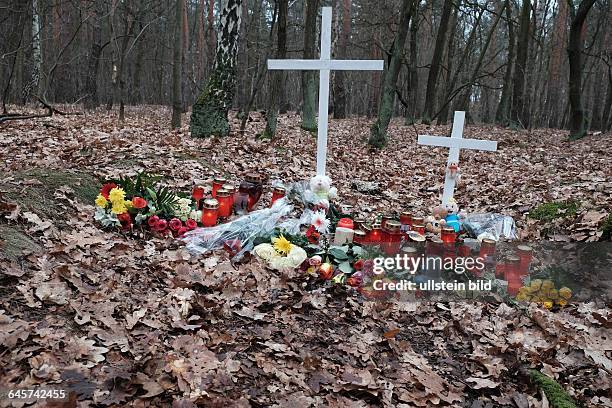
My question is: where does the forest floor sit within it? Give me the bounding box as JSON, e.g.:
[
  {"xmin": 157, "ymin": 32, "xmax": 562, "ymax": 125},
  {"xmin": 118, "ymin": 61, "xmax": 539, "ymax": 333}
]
[{"xmin": 0, "ymin": 106, "xmax": 611, "ymax": 407}]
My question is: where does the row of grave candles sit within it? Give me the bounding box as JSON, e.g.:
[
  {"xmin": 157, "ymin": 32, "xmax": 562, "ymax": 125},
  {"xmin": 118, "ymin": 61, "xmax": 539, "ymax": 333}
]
[{"xmin": 193, "ymin": 174, "xmax": 286, "ymax": 227}]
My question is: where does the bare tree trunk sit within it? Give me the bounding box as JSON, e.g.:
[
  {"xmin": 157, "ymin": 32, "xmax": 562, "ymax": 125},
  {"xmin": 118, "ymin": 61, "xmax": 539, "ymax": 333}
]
[
  {"xmin": 567, "ymin": 0, "xmax": 597, "ymax": 140},
  {"xmin": 404, "ymin": 5, "xmax": 419, "ymax": 125},
  {"xmin": 496, "ymin": 0, "xmax": 515, "ymax": 125},
  {"xmin": 510, "ymin": 0, "xmax": 531, "ymax": 128},
  {"xmin": 301, "ymin": 0, "xmax": 320, "ymax": 131},
  {"xmin": 23, "ymin": 0, "xmax": 42, "ymax": 103},
  {"xmin": 436, "ymin": 1, "xmax": 458, "ymax": 125},
  {"xmin": 262, "ymin": 0, "xmax": 288, "ymax": 139},
  {"xmin": 368, "ymin": 0, "xmax": 415, "ymax": 148},
  {"xmin": 172, "ymin": 0, "xmax": 185, "ymax": 129},
  {"xmin": 422, "ymin": 0, "xmax": 452, "ymax": 124},
  {"xmin": 190, "ymin": 0, "xmax": 243, "ymax": 137},
  {"xmin": 332, "ymin": 0, "xmax": 350, "ymax": 119}
]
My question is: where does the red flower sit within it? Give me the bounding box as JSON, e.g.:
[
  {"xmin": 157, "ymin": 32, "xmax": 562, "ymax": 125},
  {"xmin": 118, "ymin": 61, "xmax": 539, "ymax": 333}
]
[
  {"xmin": 148, "ymin": 215, "xmax": 160, "ymax": 227},
  {"xmin": 155, "ymin": 219, "xmax": 168, "ymax": 232},
  {"xmin": 117, "ymin": 213, "xmax": 132, "ymax": 230},
  {"xmin": 353, "ymin": 259, "xmax": 364, "ymax": 271},
  {"xmin": 100, "ymin": 183, "xmax": 117, "ymax": 199},
  {"xmin": 132, "ymin": 196, "xmax": 147, "ymax": 209},
  {"xmin": 305, "ymin": 225, "xmax": 320, "ymax": 244},
  {"xmin": 177, "ymin": 227, "xmax": 189, "ymax": 237},
  {"xmin": 186, "ymin": 219, "xmax": 198, "ymax": 230},
  {"xmin": 169, "ymin": 218, "xmax": 182, "ymax": 231},
  {"xmin": 347, "ymin": 272, "xmax": 363, "ymax": 287}
]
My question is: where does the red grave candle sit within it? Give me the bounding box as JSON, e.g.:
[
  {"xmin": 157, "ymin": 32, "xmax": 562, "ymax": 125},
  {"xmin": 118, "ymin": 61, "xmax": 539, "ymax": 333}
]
[
  {"xmin": 412, "ymin": 224, "xmax": 425, "ymax": 236},
  {"xmin": 411, "ymin": 216, "xmax": 424, "ymax": 230},
  {"xmin": 216, "ymin": 189, "xmax": 233, "ymax": 218},
  {"xmin": 212, "ymin": 177, "xmax": 227, "ymax": 198},
  {"xmin": 517, "ymin": 245, "xmax": 533, "ymax": 274},
  {"xmin": 400, "ymin": 211, "xmax": 412, "ymax": 227},
  {"xmin": 270, "ymin": 187, "xmax": 286, "ymax": 206},
  {"xmin": 201, "ymin": 198, "xmax": 219, "ymax": 227},
  {"xmin": 505, "ymin": 255, "xmax": 522, "ymax": 295},
  {"xmin": 368, "ymin": 224, "xmax": 383, "ymax": 243},
  {"xmin": 353, "ymin": 230, "xmax": 366, "ymax": 245},
  {"xmin": 192, "ymin": 185, "xmax": 205, "ymax": 208},
  {"xmin": 383, "ymin": 220, "xmax": 402, "ymax": 255},
  {"xmin": 441, "ymin": 227, "xmax": 457, "ymax": 243}
]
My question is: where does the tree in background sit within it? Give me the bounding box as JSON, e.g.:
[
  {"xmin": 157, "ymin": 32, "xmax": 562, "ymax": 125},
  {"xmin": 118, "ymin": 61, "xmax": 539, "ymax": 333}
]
[
  {"xmin": 567, "ymin": 0, "xmax": 597, "ymax": 140},
  {"xmin": 422, "ymin": 0, "xmax": 453, "ymax": 124},
  {"xmin": 190, "ymin": 0, "xmax": 243, "ymax": 137},
  {"xmin": 172, "ymin": 0, "xmax": 185, "ymax": 129},
  {"xmin": 510, "ymin": 0, "xmax": 531, "ymax": 129},
  {"xmin": 261, "ymin": 0, "xmax": 288, "ymax": 139},
  {"xmin": 368, "ymin": 0, "xmax": 416, "ymax": 148},
  {"xmin": 301, "ymin": 0, "xmax": 320, "ymax": 132},
  {"xmin": 332, "ymin": 0, "xmax": 350, "ymax": 119}
]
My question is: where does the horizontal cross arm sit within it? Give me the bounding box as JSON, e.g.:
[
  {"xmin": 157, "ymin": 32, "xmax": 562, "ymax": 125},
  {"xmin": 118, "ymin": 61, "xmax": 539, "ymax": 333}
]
[
  {"xmin": 268, "ymin": 59, "xmax": 384, "ymax": 71},
  {"xmin": 418, "ymin": 135, "xmax": 497, "ymax": 151}
]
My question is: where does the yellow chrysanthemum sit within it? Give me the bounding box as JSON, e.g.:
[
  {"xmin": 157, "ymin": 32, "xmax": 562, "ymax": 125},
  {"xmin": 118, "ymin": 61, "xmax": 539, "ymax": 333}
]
[
  {"xmin": 272, "ymin": 235, "xmax": 292, "ymax": 256},
  {"xmin": 95, "ymin": 194, "xmax": 108, "ymax": 208},
  {"xmin": 111, "ymin": 202, "xmax": 128, "ymax": 214},
  {"xmin": 516, "ymin": 292, "xmax": 529, "ymax": 302},
  {"xmin": 559, "ymin": 287, "xmax": 572, "ymax": 300},
  {"xmin": 557, "ymin": 299, "xmax": 568, "ymax": 307},
  {"xmin": 543, "ymin": 301, "xmax": 553, "ymax": 309},
  {"xmin": 542, "ymin": 280, "xmax": 554, "ymax": 291},
  {"xmin": 125, "ymin": 200, "xmax": 133, "ymax": 208},
  {"xmin": 108, "ymin": 187, "xmax": 126, "ymax": 203},
  {"xmin": 530, "ymin": 279, "xmax": 543, "ymax": 290},
  {"xmin": 548, "ymin": 288, "xmax": 559, "ymax": 300}
]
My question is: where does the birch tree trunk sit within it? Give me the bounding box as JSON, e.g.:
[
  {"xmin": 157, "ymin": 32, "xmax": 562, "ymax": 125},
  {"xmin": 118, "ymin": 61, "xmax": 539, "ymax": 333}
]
[
  {"xmin": 190, "ymin": 0, "xmax": 243, "ymax": 137},
  {"xmin": 24, "ymin": 0, "xmax": 42, "ymax": 102},
  {"xmin": 368, "ymin": 0, "xmax": 415, "ymax": 148}
]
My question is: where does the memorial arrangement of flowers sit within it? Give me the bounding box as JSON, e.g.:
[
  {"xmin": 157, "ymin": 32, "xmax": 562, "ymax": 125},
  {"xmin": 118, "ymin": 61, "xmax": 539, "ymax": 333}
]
[{"xmin": 253, "ymin": 235, "xmax": 308, "ymax": 271}]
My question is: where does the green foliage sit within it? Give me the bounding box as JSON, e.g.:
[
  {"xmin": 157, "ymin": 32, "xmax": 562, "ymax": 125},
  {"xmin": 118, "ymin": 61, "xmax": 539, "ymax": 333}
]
[
  {"xmin": 146, "ymin": 186, "xmax": 180, "ymax": 218},
  {"xmin": 112, "ymin": 172, "xmax": 161, "ymax": 198},
  {"xmin": 529, "ymin": 370, "xmax": 577, "ymax": 408},
  {"xmin": 529, "ymin": 201, "xmax": 579, "ymax": 222}
]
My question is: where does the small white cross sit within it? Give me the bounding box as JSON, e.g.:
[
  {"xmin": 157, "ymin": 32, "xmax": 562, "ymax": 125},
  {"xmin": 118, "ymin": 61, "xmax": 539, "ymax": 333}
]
[
  {"xmin": 418, "ymin": 111, "xmax": 498, "ymax": 206},
  {"xmin": 268, "ymin": 7, "xmax": 384, "ymax": 176}
]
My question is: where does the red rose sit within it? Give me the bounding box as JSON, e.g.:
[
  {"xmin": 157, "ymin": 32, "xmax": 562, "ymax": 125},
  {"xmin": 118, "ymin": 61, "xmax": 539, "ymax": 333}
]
[
  {"xmin": 132, "ymin": 196, "xmax": 147, "ymax": 209},
  {"xmin": 117, "ymin": 213, "xmax": 132, "ymax": 230},
  {"xmin": 169, "ymin": 218, "xmax": 182, "ymax": 231},
  {"xmin": 155, "ymin": 219, "xmax": 168, "ymax": 232},
  {"xmin": 186, "ymin": 219, "xmax": 198, "ymax": 230},
  {"xmin": 177, "ymin": 227, "xmax": 189, "ymax": 237},
  {"xmin": 353, "ymin": 259, "xmax": 364, "ymax": 271},
  {"xmin": 305, "ymin": 225, "xmax": 320, "ymax": 244},
  {"xmin": 148, "ymin": 215, "xmax": 160, "ymax": 227},
  {"xmin": 100, "ymin": 183, "xmax": 117, "ymax": 199}
]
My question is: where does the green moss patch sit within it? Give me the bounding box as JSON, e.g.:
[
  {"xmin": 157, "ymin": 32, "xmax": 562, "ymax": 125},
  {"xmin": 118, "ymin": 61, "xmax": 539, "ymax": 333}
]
[
  {"xmin": 529, "ymin": 370, "xmax": 577, "ymax": 408},
  {"xmin": 0, "ymin": 224, "xmax": 41, "ymax": 260},
  {"xmin": 529, "ymin": 201, "xmax": 579, "ymax": 222},
  {"xmin": 601, "ymin": 214, "xmax": 612, "ymax": 241}
]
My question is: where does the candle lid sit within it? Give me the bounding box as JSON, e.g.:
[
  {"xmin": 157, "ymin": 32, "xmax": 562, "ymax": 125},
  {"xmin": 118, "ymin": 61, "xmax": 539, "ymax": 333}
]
[
  {"xmin": 384, "ymin": 220, "xmax": 401, "ymax": 232},
  {"xmin": 337, "ymin": 218, "xmax": 354, "ymax": 229},
  {"xmin": 441, "ymin": 227, "xmax": 455, "ymax": 233},
  {"xmin": 245, "ymin": 173, "xmax": 262, "ymax": 183},
  {"xmin": 411, "ymin": 216, "xmax": 424, "ymax": 223},
  {"xmin": 517, "ymin": 245, "xmax": 532, "ymax": 252},
  {"xmin": 507, "ymin": 255, "xmax": 520, "ymax": 264},
  {"xmin": 213, "ymin": 176, "xmax": 227, "ymax": 184},
  {"xmin": 481, "ymin": 238, "xmax": 497, "ymax": 246},
  {"xmin": 407, "ymin": 231, "xmax": 426, "ymax": 241},
  {"xmin": 354, "ymin": 230, "xmax": 366, "ymax": 238},
  {"xmin": 361, "ymin": 224, "xmax": 372, "ymax": 233},
  {"xmin": 222, "ymin": 183, "xmax": 235, "ymax": 192},
  {"xmin": 216, "ymin": 189, "xmax": 231, "ymax": 197},
  {"xmin": 401, "ymin": 211, "xmax": 412, "ymax": 218},
  {"xmin": 273, "ymin": 186, "xmax": 286, "ymax": 194},
  {"xmin": 203, "ymin": 198, "xmax": 219, "ymax": 209},
  {"xmin": 371, "ymin": 223, "xmax": 382, "ymax": 230},
  {"xmin": 401, "ymin": 246, "xmax": 418, "ymax": 253}
]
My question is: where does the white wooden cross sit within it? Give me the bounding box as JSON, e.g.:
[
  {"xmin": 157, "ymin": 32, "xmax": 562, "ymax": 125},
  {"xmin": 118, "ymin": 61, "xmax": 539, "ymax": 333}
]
[
  {"xmin": 268, "ymin": 7, "xmax": 384, "ymax": 176},
  {"xmin": 418, "ymin": 111, "xmax": 498, "ymax": 206}
]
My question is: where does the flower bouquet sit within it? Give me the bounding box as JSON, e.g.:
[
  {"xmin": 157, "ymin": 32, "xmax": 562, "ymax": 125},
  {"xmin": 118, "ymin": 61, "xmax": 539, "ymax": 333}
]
[{"xmin": 253, "ymin": 235, "xmax": 307, "ymax": 272}]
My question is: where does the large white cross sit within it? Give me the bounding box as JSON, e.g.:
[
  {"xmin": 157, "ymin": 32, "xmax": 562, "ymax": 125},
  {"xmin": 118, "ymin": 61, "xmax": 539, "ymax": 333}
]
[
  {"xmin": 418, "ymin": 111, "xmax": 498, "ymax": 206},
  {"xmin": 268, "ymin": 7, "xmax": 384, "ymax": 176}
]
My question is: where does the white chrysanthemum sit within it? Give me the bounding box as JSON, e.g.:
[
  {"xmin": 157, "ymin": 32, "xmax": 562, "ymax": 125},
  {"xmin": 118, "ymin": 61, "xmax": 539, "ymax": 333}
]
[
  {"xmin": 253, "ymin": 243, "xmax": 277, "ymax": 261},
  {"xmin": 311, "ymin": 210, "xmax": 330, "ymax": 234},
  {"xmin": 269, "ymin": 256, "xmax": 295, "ymax": 271},
  {"xmin": 286, "ymin": 245, "xmax": 307, "ymax": 268},
  {"xmin": 174, "ymin": 197, "xmax": 193, "ymax": 221}
]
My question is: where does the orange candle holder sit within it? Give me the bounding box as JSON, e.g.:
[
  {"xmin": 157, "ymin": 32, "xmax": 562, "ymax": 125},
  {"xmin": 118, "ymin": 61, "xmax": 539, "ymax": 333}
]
[
  {"xmin": 382, "ymin": 220, "xmax": 402, "ymax": 255},
  {"xmin": 440, "ymin": 227, "xmax": 456, "ymax": 243},
  {"xmin": 216, "ymin": 189, "xmax": 233, "ymax": 218},
  {"xmin": 368, "ymin": 223, "xmax": 383, "ymax": 243},
  {"xmin": 212, "ymin": 177, "xmax": 227, "ymax": 198},
  {"xmin": 411, "ymin": 216, "xmax": 424, "ymax": 230},
  {"xmin": 201, "ymin": 198, "xmax": 219, "ymax": 227}
]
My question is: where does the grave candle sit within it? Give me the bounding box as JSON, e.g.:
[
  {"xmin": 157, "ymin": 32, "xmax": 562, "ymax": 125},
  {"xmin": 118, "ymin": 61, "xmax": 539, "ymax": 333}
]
[
  {"xmin": 361, "ymin": 224, "xmax": 372, "ymax": 244},
  {"xmin": 479, "ymin": 238, "xmax": 497, "ymax": 272},
  {"xmin": 517, "ymin": 245, "xmax": 533, "ymax": 274},
  {"xmin": 505, "ymin": 255, "xmax": 521, "ymax": 295},
  {"xmin": 334, "ymin": 218, "xmax": 354, "ymax": 245},
  {"xmin": 400, "ymin": 212, "xmax": 412, "ymax": 228},
  {"xmin": 440, "ymin": 227, "xmax": 456, "ymax": 243},
  {"xmin": 383, "ymin": 220, "xmax": 402, "ymax": 255},
  {"xmin": 412, "ymin": 224, "xmax": 425, "ymax": 236},
  {"xmin": 368, "ymin": 223, "xmax": 382, "ymax": 243},
  {"xmin": 222, "ymin": 183, "xmax": 236, "ymax": 211},
  {"xmin": 353, "ymin": 218, "xmax": 366, "ymax": 230},
  {"xmin": 381, "ymin": 215, "xmax": 394, "ymax": 229},
  {"xmin": 212, "ymin": 177, "xmax": 227, "ymax": 198},
  {"xmin": 216, "ymin": 189, "xmax": 233, "ymax": 218},
  {"xmin": 411, "ymin": 216, "xmax": 424, "ymax": 229},
  {"xmin": 201, "ymin": 198, "xmax": 219, "ymax": 227},
  {"xmin": 353, "ymin": 230, "xmax": 366, "ymax": 245},
  {"xmin": 270, "ymin": 187, "xmax": 286, "ymax": 206},
  {"xmin": 192, "ymin": 185, "xmax": 205, "ymax": 209},
  {"xmin": 239, "ymin": 173, "xmax": 263, "ymax": 211}
]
